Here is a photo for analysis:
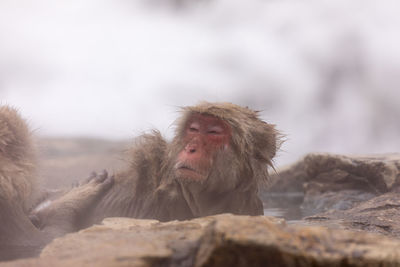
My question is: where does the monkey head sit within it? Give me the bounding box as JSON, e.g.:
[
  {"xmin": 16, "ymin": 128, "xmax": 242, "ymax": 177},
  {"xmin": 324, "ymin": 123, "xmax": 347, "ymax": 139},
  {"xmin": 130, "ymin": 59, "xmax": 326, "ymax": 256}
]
[
  {"xmin": 170, "ymin": 102, "xmax": 280, "ymax": 193},
  {"xmin": 174, "ymin": 113, "xmax": 231, "ymax": 182}
]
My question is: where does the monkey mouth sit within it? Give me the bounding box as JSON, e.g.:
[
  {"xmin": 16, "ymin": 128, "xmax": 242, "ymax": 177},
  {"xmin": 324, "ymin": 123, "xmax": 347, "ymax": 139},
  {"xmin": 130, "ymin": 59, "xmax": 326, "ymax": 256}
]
[
  {"xmin": 174, "ymin": 163, "xmax": 207, "ymax": 182},
  {"xmin": 178, "ymin": 165, "xmax": 196, "ymax": 172}
]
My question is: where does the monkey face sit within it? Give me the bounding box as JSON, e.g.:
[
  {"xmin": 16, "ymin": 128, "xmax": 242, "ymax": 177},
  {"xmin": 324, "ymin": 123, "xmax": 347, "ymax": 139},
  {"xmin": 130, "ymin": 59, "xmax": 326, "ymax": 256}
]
[{"xmin": 174, "ymin": 114, "xmax": 232, "ymax": 183}]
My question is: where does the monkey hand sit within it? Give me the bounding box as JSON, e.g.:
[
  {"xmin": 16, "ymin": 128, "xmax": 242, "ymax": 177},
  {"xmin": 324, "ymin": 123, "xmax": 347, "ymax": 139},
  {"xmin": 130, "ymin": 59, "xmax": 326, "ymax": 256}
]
[{"xmin": 29, "ymin": 171, "xmax": 114, "ymax": 237}]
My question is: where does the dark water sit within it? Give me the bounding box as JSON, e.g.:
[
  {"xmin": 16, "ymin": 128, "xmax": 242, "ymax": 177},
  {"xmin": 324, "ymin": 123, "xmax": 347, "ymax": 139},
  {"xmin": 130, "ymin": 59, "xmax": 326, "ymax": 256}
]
[{"xmin": 262, "ymin": 192, "xmax": 304, "ymax": 222}]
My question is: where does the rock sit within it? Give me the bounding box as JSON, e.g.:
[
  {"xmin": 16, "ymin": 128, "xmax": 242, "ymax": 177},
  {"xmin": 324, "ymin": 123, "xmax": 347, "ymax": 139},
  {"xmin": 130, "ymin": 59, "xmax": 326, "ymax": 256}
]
[
  {"xmin": 263, "ymin": 153, "xmax": 400, "ymax": 238},
  {"xmin": 305, "ymin": 192, "xmax": 400, "ymax": 238},
  {"xmin": 2, "ymin": 214, "xmax": 400, "ymax": 267},
  {"xmin": 265, "ymin": 159, "xmax": 308, "ymax": 193},
  {"xmin": 264, "ymin": 153, "xmax": 400, "ymax": 216}
]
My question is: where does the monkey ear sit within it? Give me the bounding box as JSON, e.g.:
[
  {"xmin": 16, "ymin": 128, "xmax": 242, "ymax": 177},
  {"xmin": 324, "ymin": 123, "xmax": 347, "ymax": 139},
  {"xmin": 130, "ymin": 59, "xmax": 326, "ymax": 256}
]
[{"xmin": 251, "ymin": 123, "xmax": 280, "ymax": 166}]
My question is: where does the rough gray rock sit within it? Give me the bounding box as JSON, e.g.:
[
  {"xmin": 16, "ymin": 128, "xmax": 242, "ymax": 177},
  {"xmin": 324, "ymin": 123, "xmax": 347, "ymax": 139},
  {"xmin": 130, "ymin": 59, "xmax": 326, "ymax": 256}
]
[
  {"xmin": 2, "ymin": 214, "xmax": 400, "ymax": 267},
  {"xmin": 265, "ymin": 153, "xmax": 400, "ymax": 216},
  {"xmin": 305, "ymin": 192, "xmax": 400, "ymax": 238},
  {"xmin": 264, "ymin": 153, "xmax": 400, "ymax": 237}
]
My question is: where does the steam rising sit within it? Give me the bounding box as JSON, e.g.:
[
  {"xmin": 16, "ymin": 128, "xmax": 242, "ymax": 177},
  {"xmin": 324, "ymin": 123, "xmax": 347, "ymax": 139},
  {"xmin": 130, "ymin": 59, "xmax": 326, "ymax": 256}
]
[{"xmin": 1, "ymin": 0, "xmax": 399, "ymax": 166}]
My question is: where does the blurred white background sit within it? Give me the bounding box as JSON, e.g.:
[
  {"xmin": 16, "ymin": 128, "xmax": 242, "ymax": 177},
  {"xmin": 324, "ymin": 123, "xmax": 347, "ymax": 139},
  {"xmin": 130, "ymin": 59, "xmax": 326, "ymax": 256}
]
[{"xmin": 1, "ymin": 0, "xmax": 399, "ymax": 167}]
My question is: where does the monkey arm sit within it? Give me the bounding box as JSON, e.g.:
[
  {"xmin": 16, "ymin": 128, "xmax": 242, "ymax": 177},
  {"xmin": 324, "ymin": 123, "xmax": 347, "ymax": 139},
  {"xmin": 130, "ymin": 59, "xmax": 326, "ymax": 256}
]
[
  {"xmin": 30, "ymin": 128, "xmax": 169, "ymax": 232},
  {"xmin": 83, "ymin": 170, "xmax": 154, "ymax": 225},
  {"xmin": 87, "ymin": 131, "xmax": 170, "ymax": 221},
  {"xmin": 29, "ymin": 171, "xmax": 114, "ymax": 238}
]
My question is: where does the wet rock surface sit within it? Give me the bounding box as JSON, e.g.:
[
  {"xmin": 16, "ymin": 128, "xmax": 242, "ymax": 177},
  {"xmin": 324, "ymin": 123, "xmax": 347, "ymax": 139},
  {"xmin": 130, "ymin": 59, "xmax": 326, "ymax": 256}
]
[
  {"xmin": 305, "ymin": 192, "xmax": 400, "ymax": 238},
  {"xmin": 264, "ymin": 153, "xmax": 400, "ymax": 237},
  {"xmin": 3, "ymin": 214, "xmax": 400, "ymax": 267}
]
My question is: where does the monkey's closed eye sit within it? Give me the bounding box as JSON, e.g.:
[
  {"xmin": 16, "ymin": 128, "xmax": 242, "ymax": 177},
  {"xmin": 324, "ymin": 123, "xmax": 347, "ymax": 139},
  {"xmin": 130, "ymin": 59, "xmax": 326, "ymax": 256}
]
[
  {"xmin": 207, "ymin": 126, "xmax": 223, "ymax": 135},
  {"xmin": 188, "ymin": 122, "xmax": 200, "ymax": 132}
]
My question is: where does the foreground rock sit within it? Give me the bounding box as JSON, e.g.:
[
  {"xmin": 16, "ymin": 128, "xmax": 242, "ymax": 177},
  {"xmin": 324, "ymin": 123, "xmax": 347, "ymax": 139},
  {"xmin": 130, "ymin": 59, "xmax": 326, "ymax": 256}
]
[
  {"xmin": 306, "ymin": 192, "xmax": 400, "ymax": 238},
  {"xmin": 3, "ymin": 214, "xmax": 400, "ymax": 267},
  {"xmin": 263, "ymin": 153, "xmax": 400, "ymax": 237}
]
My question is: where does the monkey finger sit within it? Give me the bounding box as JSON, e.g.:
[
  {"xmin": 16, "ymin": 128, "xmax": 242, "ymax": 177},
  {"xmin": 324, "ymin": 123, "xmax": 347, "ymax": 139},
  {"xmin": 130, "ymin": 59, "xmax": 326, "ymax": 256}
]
[
  {"xmin": 89, "ymin": 171, "xmax": 97, "ymax": 179},
  {"xmin": 87, "ymin": 174, "xmax": 114, "ymax": 194},
  {"xmin": 80, "ymin": 171, "xmax": 98, "ymax": 185},
  {"xmin": 95, "ymin": 170, "xmax": 108, "ymax": 183}
]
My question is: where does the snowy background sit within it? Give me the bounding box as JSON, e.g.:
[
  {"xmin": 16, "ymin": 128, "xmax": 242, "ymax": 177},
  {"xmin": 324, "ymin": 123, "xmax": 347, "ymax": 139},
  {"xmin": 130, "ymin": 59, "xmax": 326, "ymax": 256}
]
[{"xmin": 1, "ymin": 0, "xmax": 399, "ymax": 167}]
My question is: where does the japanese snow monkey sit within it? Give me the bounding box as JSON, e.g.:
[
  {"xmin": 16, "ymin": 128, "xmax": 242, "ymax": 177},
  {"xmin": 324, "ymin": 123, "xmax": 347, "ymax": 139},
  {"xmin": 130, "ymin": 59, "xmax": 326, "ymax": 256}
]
[{"xmin": 0, "ymin": 102, "xmax": 280, "ymax": 261}]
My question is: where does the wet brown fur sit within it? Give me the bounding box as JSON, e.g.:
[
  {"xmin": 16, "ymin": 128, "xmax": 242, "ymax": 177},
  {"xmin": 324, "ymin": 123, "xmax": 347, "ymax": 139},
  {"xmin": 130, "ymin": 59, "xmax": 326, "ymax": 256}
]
[
  {"xmin": 81, "ymin": 102, "xmax": 281, "ymax": 225},
  {"xmin": 0, "ymin": 102, "xmax": 281, "ymax": 260},
  {"xmin": 0, "ymin": 106, "xmax": 44, "ymax": 260},
  {"xmin": 0, "ymin": 106, "xmax": 114, "ymax": 261},
  {"xmin": 0, "ymin": 106, "xmax": 37, "ymax": 212}
]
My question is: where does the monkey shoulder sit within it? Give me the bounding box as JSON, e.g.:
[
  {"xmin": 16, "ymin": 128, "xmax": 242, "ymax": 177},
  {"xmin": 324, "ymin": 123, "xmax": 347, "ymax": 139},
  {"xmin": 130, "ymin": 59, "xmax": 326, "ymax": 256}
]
[
  {"xmin": 129, "ymin": 130, "xmax": 168, "ymax": 166},
  {"xmin": 91, "ymin": 131, "xmax": 168, "ymax": 220},
  {"xmin": 126, "ymin": 130, "xmax": 168, "ymax": 188}
]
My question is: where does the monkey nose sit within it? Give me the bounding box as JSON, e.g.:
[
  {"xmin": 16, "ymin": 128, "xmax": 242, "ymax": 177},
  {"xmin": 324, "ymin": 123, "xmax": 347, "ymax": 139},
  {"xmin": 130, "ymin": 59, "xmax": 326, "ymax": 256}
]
[{"xmin": 185, "ymin": 144, "xmax": 197, "ymax": 154}]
